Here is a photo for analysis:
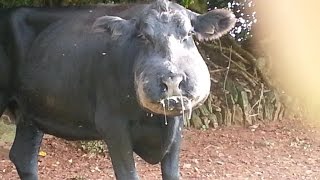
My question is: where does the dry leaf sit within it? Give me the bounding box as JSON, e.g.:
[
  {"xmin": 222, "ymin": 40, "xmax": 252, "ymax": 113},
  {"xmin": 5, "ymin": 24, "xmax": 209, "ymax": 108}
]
[{"xmin": 38, "ymin": 151, "xmax": 47, "ymax": 157}]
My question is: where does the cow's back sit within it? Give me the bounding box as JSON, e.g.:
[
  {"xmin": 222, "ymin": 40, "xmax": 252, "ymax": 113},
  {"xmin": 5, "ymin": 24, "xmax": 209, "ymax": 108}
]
[
  {"xmin": 16, "ymin": 6, "xmax": 127, "ymax": 114},
  {"xmin": 9, "ymin": 5, "xmax": 142, "ymax": 139}
]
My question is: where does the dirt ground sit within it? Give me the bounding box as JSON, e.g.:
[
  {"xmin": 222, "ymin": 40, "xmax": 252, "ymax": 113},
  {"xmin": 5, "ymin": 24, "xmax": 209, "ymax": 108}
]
[{"xmin": 1, "ymin": 119, "xmax": 320, "ymax": 180}]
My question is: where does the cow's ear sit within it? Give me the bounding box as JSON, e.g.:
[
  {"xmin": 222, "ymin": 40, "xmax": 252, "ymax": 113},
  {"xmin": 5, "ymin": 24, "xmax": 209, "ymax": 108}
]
[
  {"xmin": 191, "ymin": 9, "xmax": 236, "ymax": 41},
  {"xmin": 92, "ymin": 16, "xmax": 134, "ymax": 38}
]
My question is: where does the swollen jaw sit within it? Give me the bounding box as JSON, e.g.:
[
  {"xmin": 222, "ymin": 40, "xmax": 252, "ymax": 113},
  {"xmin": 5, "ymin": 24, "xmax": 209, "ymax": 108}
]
[
  {"xmin": 138, "ymin": 94, "xmax": 194, "ymax": 119},
  {"xmin": 135, "ymin": 76, "xmax": 209, "ymax": 118}
]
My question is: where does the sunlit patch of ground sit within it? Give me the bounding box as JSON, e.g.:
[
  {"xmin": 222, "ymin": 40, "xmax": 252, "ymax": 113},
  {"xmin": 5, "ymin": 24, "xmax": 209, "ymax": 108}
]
[{"xmin": 0, "ymin": 117, "xmax": 15, "ymax": 159}]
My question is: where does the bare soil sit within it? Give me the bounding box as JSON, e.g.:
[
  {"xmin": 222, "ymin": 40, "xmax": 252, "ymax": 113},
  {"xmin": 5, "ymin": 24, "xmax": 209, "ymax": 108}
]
[{"xmin": 1, "ymin": 119, "xmax": 320, "ymax": 180}]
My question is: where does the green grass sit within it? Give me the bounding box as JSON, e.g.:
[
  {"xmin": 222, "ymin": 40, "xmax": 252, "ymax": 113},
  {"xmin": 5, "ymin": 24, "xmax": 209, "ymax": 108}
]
[{"xmin": 78, "ymin": 140, "xmax": 106, "ymax": 154}]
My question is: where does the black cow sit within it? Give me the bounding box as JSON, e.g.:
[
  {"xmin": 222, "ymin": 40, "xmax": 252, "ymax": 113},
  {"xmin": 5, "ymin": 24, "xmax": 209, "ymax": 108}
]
[{"xmin": 0, "ymin": 0, "xmax": 236, "ymax": 179}]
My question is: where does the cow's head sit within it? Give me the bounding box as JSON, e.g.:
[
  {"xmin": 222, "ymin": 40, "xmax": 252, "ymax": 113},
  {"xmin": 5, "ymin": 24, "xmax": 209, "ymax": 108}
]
[{"xmin": 93, "ymin": 0, "xmax": 236, "ymax": 117}]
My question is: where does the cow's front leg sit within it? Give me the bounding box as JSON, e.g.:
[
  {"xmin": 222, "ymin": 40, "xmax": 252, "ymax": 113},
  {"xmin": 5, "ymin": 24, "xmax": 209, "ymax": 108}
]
[
  {"xmin": 105, "ymin": 130, "xmax": 138, "ymax": 180},
  {"xmin": 0, "ymin": 93, "xmax": 9, "ymax": 115},
  {"xmin": 9, "ymin": 117, "xmax": 44, "ymax": 180},
  {"xmin": 95, "ymin": 111, "xmax": 138, "ymax": 180},
  {"xmin": 161, "ymin": 116, "xmax": 184, "ymax": 180}
]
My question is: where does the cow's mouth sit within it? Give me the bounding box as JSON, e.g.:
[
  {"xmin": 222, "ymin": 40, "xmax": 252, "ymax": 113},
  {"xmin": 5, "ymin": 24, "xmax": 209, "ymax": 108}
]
[{"xmin": 159, "ymin": 95, "xmax": 193, "ymax": 124}]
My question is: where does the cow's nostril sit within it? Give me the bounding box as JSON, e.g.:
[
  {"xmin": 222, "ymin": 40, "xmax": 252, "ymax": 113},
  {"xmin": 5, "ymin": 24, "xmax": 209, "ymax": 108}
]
[
  {"xmin": 178, "ymin": 80, "xmax": 185, "ymax": 90},
  {"xmin": 160, "ymin": 82, "xmax": 168, "ymax": 92}
]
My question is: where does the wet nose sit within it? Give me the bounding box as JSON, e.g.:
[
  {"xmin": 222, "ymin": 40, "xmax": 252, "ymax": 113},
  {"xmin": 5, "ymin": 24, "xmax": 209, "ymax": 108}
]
[{"xmin": 161, "ymin": 74, "xmax": 184, "ymax": 96}]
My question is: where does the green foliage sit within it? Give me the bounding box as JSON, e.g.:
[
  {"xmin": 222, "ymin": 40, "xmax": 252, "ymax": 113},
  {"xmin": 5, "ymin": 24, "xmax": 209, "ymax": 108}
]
[
  {"xmin": 79, "ymin": 140, "xmax": 106, "ymax": 154},
  {"xmin": 180, "ymin": 0, "xmax": 193, "ymax": 8},
  {"xmin": 207, "ymin": 0, "xmax": 230, "ymax": 9},
  {"xmin": 0, "ymin": 0, "xmax": 115, "ymax": 7},
  {"xmin": 0, "ymin": 0, "xmax": 34, "ymax": 7}
]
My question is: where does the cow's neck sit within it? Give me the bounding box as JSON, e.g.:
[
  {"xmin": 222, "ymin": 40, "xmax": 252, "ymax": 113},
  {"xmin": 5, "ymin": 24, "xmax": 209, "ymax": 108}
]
[{"xmin": 129, "ymin": 114, "xmax": 183, "ymax": 164}]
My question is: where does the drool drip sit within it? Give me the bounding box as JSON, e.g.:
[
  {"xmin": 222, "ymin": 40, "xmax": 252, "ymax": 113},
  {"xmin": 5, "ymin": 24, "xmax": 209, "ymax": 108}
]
[
  {"xmin": 180, "ymin": 94, "xmax": 185, "ymax": 122},
  {"xmin": 160, "ymin": 99, "xmax": 168, "ymax": 125},
  {"xmin": 177, "ymin": 94, "xmax": 193, "ymax": 120},
  {"xmin": 160, "ymin": 96, "xmax": 193, "ymax": 125},
  {"xmin": 187, "ymin": 98, "xmax": 192, "ymax": 120}
]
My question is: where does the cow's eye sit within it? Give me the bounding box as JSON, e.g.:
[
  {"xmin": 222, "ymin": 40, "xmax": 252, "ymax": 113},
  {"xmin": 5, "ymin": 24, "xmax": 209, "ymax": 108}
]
[
  {"xmin": 137, "ymin": 33, "xmax": 147, "ymax": 41},
  {"xmin": 187, "ymin": 30, "xmax": 195, "ymax": 37},
  {"xmin": 182, "ymin": 30, "xmax": 194, "ymax": 43},
  {"xmin": 182, "ymin": 30, "xmax": 194, "ymax": 42},
  {"xmin": 182, "ymin": 37, "xmax": 188, "ymax": 43}
]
